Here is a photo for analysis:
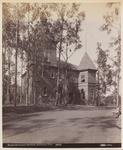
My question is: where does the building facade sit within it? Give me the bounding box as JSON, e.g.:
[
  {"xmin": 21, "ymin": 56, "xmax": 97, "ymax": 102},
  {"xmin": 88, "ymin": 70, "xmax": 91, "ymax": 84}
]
[
  {"xmin": 22, "ymin": 50, "xmax": 97, "ymax": 105},
  {"xmin": 78, "ymin": 52, "xmax": 97, "ymax": 104}
]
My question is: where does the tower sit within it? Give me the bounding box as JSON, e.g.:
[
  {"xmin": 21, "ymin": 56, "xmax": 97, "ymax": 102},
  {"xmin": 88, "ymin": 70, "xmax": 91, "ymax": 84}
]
[{"xmin": 78, "ymin": 52, "xmax": 97, "ymax": 104}]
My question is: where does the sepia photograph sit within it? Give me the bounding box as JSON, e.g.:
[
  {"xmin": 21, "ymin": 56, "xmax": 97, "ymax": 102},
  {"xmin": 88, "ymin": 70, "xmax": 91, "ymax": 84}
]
[{"xmin": 2, "ymin": 1, "xmax": 122, "ymax": 148}]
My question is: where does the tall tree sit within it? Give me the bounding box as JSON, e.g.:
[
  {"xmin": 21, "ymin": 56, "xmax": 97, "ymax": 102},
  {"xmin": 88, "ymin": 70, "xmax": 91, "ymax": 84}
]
[
  {"xmin": 13, "ymin": 3, "xmax": 31, "ymax": 106},
  {"xmin": 27, "ymin": 3, "xmax": 53, "ymax": 105},
  {"xmin": 96, "ymin": 43, "xmax": 113, "ymax": 99},
  {"xmin": 3, "ymin": 3, "xmax": 29, "ymax": 106},
  {"xmin": 50, "ymin": 3, "xmax": 85, "ymax": 105},
  {"xmin": 2, "ymin": 3, "xmax": 85, "ymax": 106},
  {"xmin": 97, "ymin": 2, "xmax": 121, "ymax": 106},
  {"xmin": 2, "ymin": 3, "xmax": 17, "ymax": 104},
  {"xmin": 27, "ymin": 18, "xmax": 58, "ymax": 105}
]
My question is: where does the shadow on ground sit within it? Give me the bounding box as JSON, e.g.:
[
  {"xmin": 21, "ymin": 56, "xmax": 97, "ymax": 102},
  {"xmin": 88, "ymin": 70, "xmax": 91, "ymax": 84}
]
[
  {"xmin": 68, "ymin": 116, "xmax": 117, "ymax": 131},
  {"xmin": 3, "ymin": 118, "xmax": 56, "ymax": 138},
  {"xmin": 3, "ymin": 105, "xmax": 118, "ymax": 142},
  {"xmin": 3, "ymin": 112, "xmax": 43, "ymax": 123},
  {"xmin": 56, "ymin": 105, "xmax": 115, "ymax": 111},
  {"xmin": 3, "ymin": 105, "xmax": 114, "ymax": 122},
  {"xmin": 3, "ymin": 114, "xmax": 117, "ymax": 139}
]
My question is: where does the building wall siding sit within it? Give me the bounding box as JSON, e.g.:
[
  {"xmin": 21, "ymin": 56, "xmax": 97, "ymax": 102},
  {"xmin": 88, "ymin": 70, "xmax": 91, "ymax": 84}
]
[
  {"xmin": 78, "ymin": 83, "xmax": 88, "ymax": 100},
  {"xmin": 88, "ymin": 70, "xmax": 96, "ymax": 83},
  {"xmin": 78, "ymin": 70, "xmax": 97, "ymax": 102},
  {"xmin": 78, "ymin": 71, "xmax": 88, "ymax": 84}
]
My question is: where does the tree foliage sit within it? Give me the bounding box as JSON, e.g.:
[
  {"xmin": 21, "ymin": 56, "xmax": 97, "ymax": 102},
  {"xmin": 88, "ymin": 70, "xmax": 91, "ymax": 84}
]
[
  {"xmin": 97, "ymin": 43, "xmax": 113, "ymax": 96},
  {"xmin": 2, "ymin": 3, "xmax": 85, "ymax": 106},
  {"xmin": 100, "ymin": 2, "xmax": 121, "ymax": 69},
  {"xmin": 96, "ymin": 2, "xmax": 120, "ymax": 99}
]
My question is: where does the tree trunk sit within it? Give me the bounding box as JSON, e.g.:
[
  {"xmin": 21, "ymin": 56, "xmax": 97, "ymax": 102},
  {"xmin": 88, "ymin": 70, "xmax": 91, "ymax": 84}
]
[
  {"xmin": 34, "ymin": 49, "xmax": 37, "ymax": 105},
  {"xmin": 14, "ymin": 17, "xmax": 19, "ymax": 107},
  {"xmin": 32, "ymin": 47, "xmax": 36, "ymax": 106},
  {"xmin": 55, "ymin": 45, "xmax": 61, "ymax": 106},
  {"xmin": 26, "ymin": 55, "xmax": 29, "ymax": 105},
  {"xmin": 55, "ymin": 19, "xmax": 64, "ymax": 106},
  {"xmin": 20, "ymin": 51, "xmax": 23, "ymax": 103},
  {"xmin": 65, "ymin": 42, "xmax": 68, "ymax": 79},
  {"xmin": 14, "ymin": 38, "xmax": 18, "ymax": 107},
  {"xmin": 41, "ymin": 52, "xmax": 45, "ymax": 78},
  {"xmin": 26, "ymin": 7, "xmax": 30, "ymax": 106},
  {"xmin": 2, "ymin": 44, "xmax": 7, "ymax": 105},
  {"xmin": 97, "ymin": 70, "xmax": 100, "ymax": 106},
  {"xmin": 7, "ymin": 48, "xmax": 11, "ymax": 103},
  {"xmin": 116, "ymin": 72, "xmax": 120, "ymax": 108}
]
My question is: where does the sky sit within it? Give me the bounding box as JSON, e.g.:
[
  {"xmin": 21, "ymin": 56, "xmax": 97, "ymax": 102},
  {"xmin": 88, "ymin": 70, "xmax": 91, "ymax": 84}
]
[
  {"xmin": 14, "ymin": 2, "xmax": 120, "ymax": 69},
  {"xmin": 66, "ymin": 3, "xmax": 120, "ymax": 67}
]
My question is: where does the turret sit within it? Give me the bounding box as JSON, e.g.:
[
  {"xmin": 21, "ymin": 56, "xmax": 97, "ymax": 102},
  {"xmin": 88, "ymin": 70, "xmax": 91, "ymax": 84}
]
[{"xmin": 78, "ymin": 52, "xmax": 97, "ymax": 104}]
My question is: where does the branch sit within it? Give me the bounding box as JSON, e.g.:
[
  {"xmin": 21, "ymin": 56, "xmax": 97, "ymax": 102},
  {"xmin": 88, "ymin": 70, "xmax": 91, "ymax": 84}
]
[
  {"xmin": 110, "ymin": 24, "xmax": 120, "ymax": 34},
  {"xmin": 61, "ymin": 52, "xmax": 66, "ymax": 60},
  {"xmin": 68, "ymin": 49, "xmax": 77, "ymax": 59},
  {"xmin": 107, "ymin": 55, "xmax": 118, "ymax": 66}
]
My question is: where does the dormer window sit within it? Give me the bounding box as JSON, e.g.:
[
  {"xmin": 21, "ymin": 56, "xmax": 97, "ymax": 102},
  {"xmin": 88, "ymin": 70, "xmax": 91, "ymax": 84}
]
[{"xmin": 81, "ymin": 75, "xmax": 85, "ymax": 82}]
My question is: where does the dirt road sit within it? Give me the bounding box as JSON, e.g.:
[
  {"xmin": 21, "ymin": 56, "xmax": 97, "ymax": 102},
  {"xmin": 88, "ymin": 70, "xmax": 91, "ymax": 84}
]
[{"xmin": 3, "ymin": 105, "xmax": 121, "ymax": 144}]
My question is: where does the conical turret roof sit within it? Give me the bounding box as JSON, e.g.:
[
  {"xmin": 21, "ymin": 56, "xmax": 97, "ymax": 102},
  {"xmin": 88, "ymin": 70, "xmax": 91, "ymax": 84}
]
[{"xmin": 78, "ymin": 52, "xmax": 97, "ymax": 71}]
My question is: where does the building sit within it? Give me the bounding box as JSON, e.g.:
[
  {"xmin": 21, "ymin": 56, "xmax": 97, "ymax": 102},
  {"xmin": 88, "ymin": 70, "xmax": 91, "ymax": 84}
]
[
  {"xmin": 22, "ymin": 49, "xmax": 97, "ymax": 105},
  {"xmin": 78, "ymin": 52, "xmax": 98, "ymax": 104}
]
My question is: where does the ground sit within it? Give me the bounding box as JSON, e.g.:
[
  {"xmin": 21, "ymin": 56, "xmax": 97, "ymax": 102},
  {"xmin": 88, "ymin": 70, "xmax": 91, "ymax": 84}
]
[{"xmin": 3, "ymin": 105, "xmax": 121, "ymax": 144}]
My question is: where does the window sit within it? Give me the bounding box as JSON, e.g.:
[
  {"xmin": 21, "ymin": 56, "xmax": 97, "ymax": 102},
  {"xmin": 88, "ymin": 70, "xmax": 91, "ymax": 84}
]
[
  {"xmin": 43, "ymin": 86, "xmax": 47, "ymax": 96},
  {"xmin": 81, "ymin": 75, "xmax": 85, "ymax": 82},
  {"xmin": 81, "ymin": 88, "xmax": 85, "ymax": 99},
  {"xmin": 45, "ymin": 52, "xmax": 50, "ymax": 63},
  {"xmin": 90, "ymin": 89, "xmax": 94, "ymax": 99},
  {"xmin": 51, "ymin": 70, "xmax": 55, "ymax": 78}
]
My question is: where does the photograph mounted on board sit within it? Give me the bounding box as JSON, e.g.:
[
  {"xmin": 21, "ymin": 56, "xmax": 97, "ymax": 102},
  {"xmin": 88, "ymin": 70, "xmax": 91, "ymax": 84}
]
[{"xmin": 2, "ymin": 1, "xmax": 121, "ymax": 148}]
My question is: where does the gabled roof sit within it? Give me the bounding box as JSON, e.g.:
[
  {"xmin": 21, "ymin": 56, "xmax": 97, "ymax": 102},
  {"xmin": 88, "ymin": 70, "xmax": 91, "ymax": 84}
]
[
  {"xmin": 58, "ymin": 59, "xmax": 78, "ymax": 71},
  {"xmin": 78, "ymin": 52, "xmax": 97, "ymax": 71}
]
